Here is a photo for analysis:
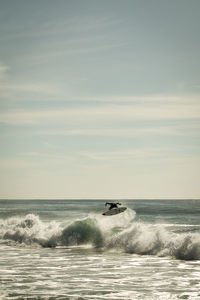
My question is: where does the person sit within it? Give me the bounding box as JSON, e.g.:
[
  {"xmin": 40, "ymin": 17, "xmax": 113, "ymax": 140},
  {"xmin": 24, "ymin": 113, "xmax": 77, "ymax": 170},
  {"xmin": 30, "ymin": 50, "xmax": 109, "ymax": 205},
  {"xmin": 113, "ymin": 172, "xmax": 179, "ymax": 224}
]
[{"xmin": 105, "ymin": 202, "xmax": 121, "ymax": 210}]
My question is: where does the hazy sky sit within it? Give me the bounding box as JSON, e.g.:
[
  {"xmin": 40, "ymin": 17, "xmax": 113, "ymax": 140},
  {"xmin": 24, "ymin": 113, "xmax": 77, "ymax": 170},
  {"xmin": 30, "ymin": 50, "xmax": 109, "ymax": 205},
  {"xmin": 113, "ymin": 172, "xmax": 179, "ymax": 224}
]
[{"xmin": 0, "ymin": 0, "xmax": 200, "ymax": 199}]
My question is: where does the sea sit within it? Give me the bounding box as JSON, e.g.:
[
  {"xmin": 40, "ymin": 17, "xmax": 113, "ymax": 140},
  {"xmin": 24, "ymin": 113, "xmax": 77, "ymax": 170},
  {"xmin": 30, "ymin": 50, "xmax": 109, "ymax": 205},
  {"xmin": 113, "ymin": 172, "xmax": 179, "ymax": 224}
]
[{"xmin": 0, "ymin": 199, "xmax": 200, "ymax": 300}]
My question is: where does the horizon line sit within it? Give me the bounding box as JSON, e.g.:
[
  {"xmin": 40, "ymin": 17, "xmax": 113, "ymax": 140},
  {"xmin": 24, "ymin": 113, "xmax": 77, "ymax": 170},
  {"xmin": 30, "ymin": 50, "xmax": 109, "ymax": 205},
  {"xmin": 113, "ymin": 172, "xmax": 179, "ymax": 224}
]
[{"xmin": 0, "ymin": 198, "xmax": 199, "ymax": 201}]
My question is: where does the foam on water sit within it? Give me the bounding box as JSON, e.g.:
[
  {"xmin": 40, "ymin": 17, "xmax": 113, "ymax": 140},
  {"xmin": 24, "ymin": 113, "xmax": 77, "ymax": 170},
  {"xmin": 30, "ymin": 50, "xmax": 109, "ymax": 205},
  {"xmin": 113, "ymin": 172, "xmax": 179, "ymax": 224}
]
[
  {"xmin": 0, "ymin": 210, "xmax": 200, "ymax": 260},
  {"xmin": 0, "ymin": 201, "xmax": 200, "ymax": 299},
  {"xmin": 106, "ymin": 222, "xmax": 200, "ymax": 260},
  {"xmin": 0, "ymin": 214, "xmax": 60, "ymax": 247}
]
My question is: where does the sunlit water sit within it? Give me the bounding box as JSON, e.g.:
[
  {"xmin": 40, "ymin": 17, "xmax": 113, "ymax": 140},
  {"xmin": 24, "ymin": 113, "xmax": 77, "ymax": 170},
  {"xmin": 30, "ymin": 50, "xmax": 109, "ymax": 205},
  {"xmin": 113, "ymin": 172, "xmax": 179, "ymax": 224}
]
[{"xmin": 0, "ymin": 200, "xmax": 200, "ymax": 299}]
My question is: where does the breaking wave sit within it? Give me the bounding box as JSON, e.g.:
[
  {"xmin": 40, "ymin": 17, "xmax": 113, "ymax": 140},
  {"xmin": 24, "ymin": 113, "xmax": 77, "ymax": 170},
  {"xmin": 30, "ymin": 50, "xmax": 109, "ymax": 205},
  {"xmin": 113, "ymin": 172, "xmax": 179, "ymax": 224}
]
[
  {"xmin": 106, "ymin": 223, "xmax": 200, "ymax": 261},
  {"xmin": 0, "ymin": 212, "xmax": 200, "ymax": 261},
  {"xmin": 0, "ymin": 214, "xmax": 104, "ymax": 248},
  {"xmin": 0, "ymin": 214, "xmax": 60, "ymax": 247}
]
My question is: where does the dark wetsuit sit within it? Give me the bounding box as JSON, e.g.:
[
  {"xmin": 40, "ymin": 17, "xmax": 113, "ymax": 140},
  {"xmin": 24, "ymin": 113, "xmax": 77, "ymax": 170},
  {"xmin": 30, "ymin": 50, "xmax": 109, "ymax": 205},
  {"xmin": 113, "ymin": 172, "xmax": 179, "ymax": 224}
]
[{"xmin": 105, "ymin": 202, "xmax": 121, "ymax": 210}]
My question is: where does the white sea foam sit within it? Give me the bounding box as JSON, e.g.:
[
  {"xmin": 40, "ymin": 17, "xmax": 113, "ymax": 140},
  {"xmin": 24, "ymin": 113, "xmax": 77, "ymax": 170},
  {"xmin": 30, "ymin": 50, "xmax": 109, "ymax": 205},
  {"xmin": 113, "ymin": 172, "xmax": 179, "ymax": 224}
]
[
  {"xmin": 95, "ymin": 207, "xmax": 136, "ymax": 231},
  {"xmin": 106, "ymin": 222, "xmax": 200, "ymax": 260},
  {"xmin": 0, "ymin": 212, "xmax": 200, "ymax": 260},
  {"xmin": 0, "ymin": 214, "xmax": 61, "ymax": 247}
]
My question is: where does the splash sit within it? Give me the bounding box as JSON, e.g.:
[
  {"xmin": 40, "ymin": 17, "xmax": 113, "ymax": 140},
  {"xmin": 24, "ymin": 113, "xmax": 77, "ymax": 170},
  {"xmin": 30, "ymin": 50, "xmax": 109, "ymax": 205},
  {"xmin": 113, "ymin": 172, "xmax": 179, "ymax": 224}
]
[
  {"xmin": 0, "ymin": 213, "xmax": 200, "ymax": 260},
  {"xmin": 0, "ymin": 214, "xmax": 60, "ymax": 247},
  {"xmin": 95, "ymin": 208, "xmax": 136, "ymax": 232},
  {"xmin": 0, "ymin": 214, "xmax": 104, "ymax": 248},
  {"xmin": 106, "ymin": 222, "xmax": 200, "ymax": 260}
]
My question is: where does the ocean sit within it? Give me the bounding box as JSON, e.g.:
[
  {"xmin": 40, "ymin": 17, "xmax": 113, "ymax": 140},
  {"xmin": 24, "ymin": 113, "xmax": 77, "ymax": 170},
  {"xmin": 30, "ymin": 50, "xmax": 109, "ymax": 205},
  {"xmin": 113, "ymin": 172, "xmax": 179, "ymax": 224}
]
[{"xmin": 0, "ymin": 199, "xmax": 199, "ymax": 300}]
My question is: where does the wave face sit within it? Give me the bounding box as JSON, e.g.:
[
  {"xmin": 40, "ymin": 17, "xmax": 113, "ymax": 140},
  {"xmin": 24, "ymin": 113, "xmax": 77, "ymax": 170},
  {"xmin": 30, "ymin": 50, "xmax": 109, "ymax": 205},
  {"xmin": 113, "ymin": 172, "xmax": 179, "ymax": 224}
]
[
  {"xmin": 60, "ymin": 218, "xmax": 104, "ymax": 247},
  {"xmin": 0, "ymin": 211, "xmax": 200, "ymax": 260}
]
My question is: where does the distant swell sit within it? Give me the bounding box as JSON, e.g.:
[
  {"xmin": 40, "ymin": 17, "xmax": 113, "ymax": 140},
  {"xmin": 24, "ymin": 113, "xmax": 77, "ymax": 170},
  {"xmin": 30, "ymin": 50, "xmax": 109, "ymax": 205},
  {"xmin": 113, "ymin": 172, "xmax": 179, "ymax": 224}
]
[{"xmin": 0, "ymin": 213, "xmax": 200, "ymax": 261}]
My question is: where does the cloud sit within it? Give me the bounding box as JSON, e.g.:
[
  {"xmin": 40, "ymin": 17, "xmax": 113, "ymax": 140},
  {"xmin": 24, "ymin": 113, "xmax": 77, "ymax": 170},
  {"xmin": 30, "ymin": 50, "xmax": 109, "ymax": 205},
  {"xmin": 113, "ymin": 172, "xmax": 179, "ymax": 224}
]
[
  {"xmin": 38, "ymin": 127, "xmax": 181, "ymax": 137},
  {"xmin": 0, "ymin": 81, "xmax": 61, "ymax": 97},
  {"xmin": 0, "ymin": 63, "xmax": 66, "ymax": 99},
  {"xmin": 0, "ymin": 159, "xmax": 35, "ymax": 169},
  {"xmin": 1, "ymin": 94, "xmax": 200, "ymax": 125},
  {"xmin": 1, "ymin": 14, "xmax": 125, "ymax": 65},
  {"xmin": 79, "ymin": 148, "xmax": 169, "ymax": 161},
  {"xmin": 1, "ymin": 14, "xmax": 120, "ymax": 40},
  {"xmin": 0, "ymin": 64, "xmax": 9, "ymax": 80}
]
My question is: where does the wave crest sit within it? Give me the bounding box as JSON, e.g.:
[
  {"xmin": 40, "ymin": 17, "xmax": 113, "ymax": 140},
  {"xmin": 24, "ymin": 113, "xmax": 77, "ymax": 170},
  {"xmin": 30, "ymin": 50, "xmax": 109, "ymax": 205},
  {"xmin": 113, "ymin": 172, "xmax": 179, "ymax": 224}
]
[
  {"xmin": 0, "ymin": 214, "xmax": 60, "ymax": 247},
  {"xmin": 60, "ymin": 218, "xmax": 104, "ymax": 247},
  {"xmin": 0, "ymin": 213, "xmax": 200, "ymax": 260},
  {"xmin": 106, "ymin": 223, "xmax": 200, "ymax": 260}
]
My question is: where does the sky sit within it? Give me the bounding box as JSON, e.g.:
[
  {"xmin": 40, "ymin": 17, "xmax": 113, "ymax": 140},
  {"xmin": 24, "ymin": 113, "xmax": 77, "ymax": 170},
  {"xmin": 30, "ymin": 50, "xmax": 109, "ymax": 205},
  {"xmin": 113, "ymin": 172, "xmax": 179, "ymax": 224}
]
[{"xmin": 0, "ymin": 0, "xmax": 200, "ymax": 199}]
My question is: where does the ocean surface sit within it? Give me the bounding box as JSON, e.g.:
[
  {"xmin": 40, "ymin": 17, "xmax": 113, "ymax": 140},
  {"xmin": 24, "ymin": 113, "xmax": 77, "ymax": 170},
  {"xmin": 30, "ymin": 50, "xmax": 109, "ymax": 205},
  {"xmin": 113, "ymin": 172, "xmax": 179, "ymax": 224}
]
[{"xmin": 0, "ymin": 199, "xmax": 200, "ymax": 300}]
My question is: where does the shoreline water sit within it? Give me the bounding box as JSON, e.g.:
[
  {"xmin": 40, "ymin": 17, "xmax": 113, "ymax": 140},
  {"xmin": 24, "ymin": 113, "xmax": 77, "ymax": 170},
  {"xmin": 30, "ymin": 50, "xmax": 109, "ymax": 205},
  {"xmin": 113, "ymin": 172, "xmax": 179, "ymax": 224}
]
[{"xmin": 0, "ymin": 199, "xmax": 199, "ymax": 299}]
